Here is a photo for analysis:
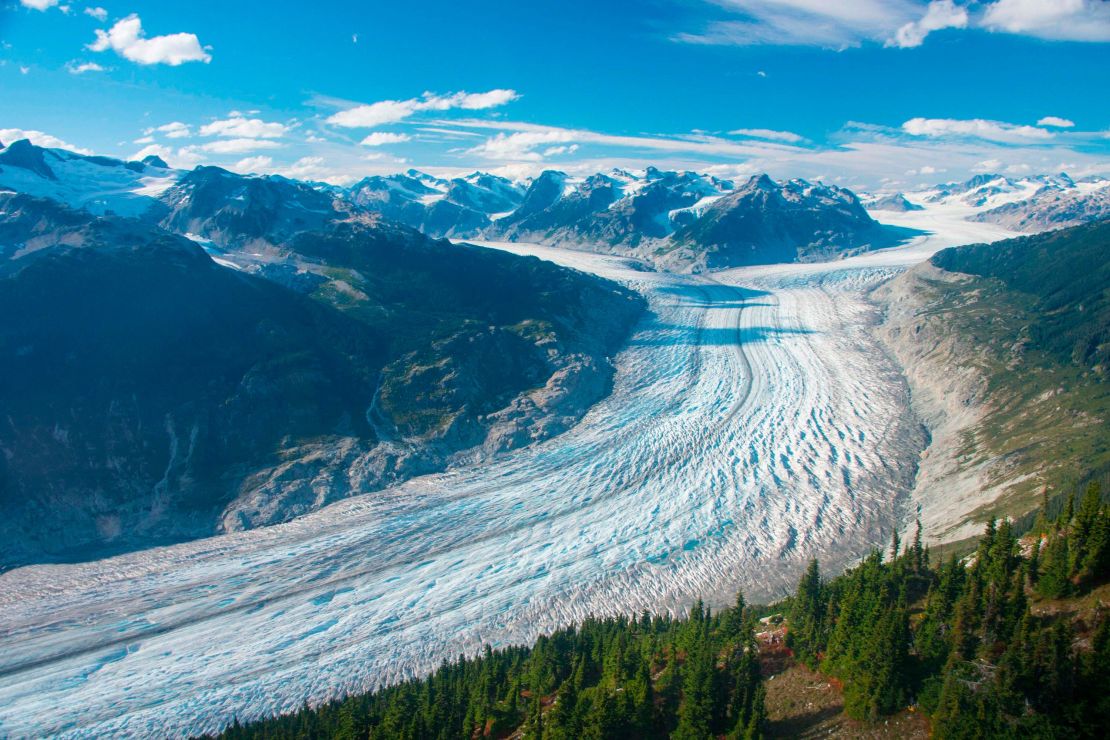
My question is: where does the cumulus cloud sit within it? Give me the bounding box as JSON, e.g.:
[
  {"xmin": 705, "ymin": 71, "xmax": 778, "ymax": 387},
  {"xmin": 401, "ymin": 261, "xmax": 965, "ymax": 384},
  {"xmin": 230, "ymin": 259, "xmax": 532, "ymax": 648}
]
[
  {"xmin": 89, "ymin": 14, "xmax": 211, "ymax": 66},
  {"xmin": 20, "ymin": 0, "xmax": 59, "ymax": 10},
  {"xmin": 232, "ymin": 155, "xmax": 274, "ymax": 174},
  {"xmin": 66, "ymin": 60, "xmax": 105, "ymax": 74},
  {"xmin": 973, "ymin": 158, "xmax": 1004, "ymax": 172},
  {"xmin": 146, "ymin": 121, "xmax": 192, "ymax": 139},
  {"xmin": 84, "ymin": 6, "xmax": 107, "ymax": 21},
  {"xmin": 1037, "ymin": 116, "xmax": 1076, "ymax": 128},
  {"xmin": 199, "ymin": 115, "xmax": 287, "ymax": 139},
  {"xmin": 889, "ymin": 0, "xmax": 968, "ymax": 47},
  {"xmin": 982, "ymin": 0, "xmax": 1110, "ymax": 42},
  {"xmin": 543, "ymin": 144, "xmax": 580, "ymax": 157},
  {"xmin": 327, "ymin": 89, "xmax": 519, "ymax": 128},
  {"xmin": 0, "ymin": 127, "xmax": 91, "ymax": 153},
  {"xmin": 273, "ymin": 156, "xmax": 360, "ymax": 184},
  {"xmin": 730, "ymin": 128, "xmax": 804, "ymax": 143},
  {"xmin": 902, "ymin": 117, "xmax": 1053, "ymax": 143},
  {"xmin": 191, "ymin": 138, "xmax": 282, "ymax": 154},
  {"xmin": 359, "ymin": 132, "xmax": 411, "ymax": 146},
  {"xmin": 468, "ymin": 130, "xmax": 579, "ymax": 161}
]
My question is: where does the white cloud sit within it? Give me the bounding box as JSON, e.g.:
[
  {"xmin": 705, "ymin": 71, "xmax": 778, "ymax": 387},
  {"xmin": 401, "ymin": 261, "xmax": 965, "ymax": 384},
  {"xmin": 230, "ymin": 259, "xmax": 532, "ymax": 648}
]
[
  {"xmin": 359, "ymin": 132, "xmax": 411, "ymax": 146},
  {"xmin": 130, "ymin": 143, "xmax": 207, "ymax": 169},
  {"xmin": 453, "ymin": 119, "xmax": 804, "ymax": 162},
  {"xmin": 232, "ymin": 155, "xmax": 274, "ymax": 174},
  {"xmin": 327, "ymin": 89, "xmax": 519, "ymax": 128},
  {"xmin": 902, "ymin": 117, "xmax": 1053, "ymax": 143},
  {"xmin": 191, "ymin": 138, "xmax": 282, "ymax": 154},
  {"xmin": 84, "ymin": 6, "xmax": 107, "ymax": 21},
  {"xmin": 89, "ymin": 14, "xmax": 211, "ymax": 66},
  {"xmin": 680, "ymin": 0, "xmax": 1110, "ymax": 47},
  {"xmin": 542, "ymin": 144, "xmax": 580, "ymax": 157},
  {"xmin": 20, "ymin": 0, "xmax": 59, "ymax": 10},
  {"xmin": 19, "ymin": 66, "xmax": 30, "ymax": 75},
  {"xmin": 146, "ymin": 121, "xmax": 191, "ymax": 139},
  {"xmin": 1037, "ymin": 116, "xmax": 1076, "ymax": 128},
  {"xmin": 730, "ymin": 128, "xmax": 804, "ymax": 143},
  {"xmin": 0, "ymin": 127, "xmax": 91, "ymax": 153},
  {"xmin": 468, "ymin": 130, "xmax": 579, "ymax": 161},
  {"xmin": 133, "ymin": 135, "xmax": 154, "ymax": 144},
  {"xmin": 889, "ymin": 0, "xmax": 968, "ymax": 48},
  {"xmin": 131, "ymin": 143, "xmax": 174, "ymax": 161},
  {"xmin": 275, "ymin": 156, "xmax": 349, "ymax": 184},
  {"xmin": 199, "ymin": 115, "xmax": 286, "ymax": 139},
  {"xmin": 677, "ymin": 0, "xmax": 922, "ymax": 48},
  {"xmin": 982, "ymin": 0, "xmax": 1110, "ymax": 42},
  {"xmin": 66, "ymin": 60, "xmax": 105, "ymax": 74},
  {"xmin": 973, "ymin": 158, "xmax": 1004, "ymax": 172},
  {"xmin": 330, "ymin": 99, "xmax": 418, "ymax": 128}
]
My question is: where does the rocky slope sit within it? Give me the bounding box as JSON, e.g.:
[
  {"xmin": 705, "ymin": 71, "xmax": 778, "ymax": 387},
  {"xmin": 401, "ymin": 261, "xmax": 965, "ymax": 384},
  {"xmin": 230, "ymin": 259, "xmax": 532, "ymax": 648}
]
[
  {"xmin": 970, "ymin": 182, "xmax": 1110, "ymax": 232},
  {"xmin": 0, "ymin": 191, "xmax": 644, "ymax": 568},
  {"xmin": 875, "ymin": 220, "xmax": 1110, "ymax": 544},
  {"xmin": 668, "ymin": 175, "xmax": 910, "ymax": 269}
]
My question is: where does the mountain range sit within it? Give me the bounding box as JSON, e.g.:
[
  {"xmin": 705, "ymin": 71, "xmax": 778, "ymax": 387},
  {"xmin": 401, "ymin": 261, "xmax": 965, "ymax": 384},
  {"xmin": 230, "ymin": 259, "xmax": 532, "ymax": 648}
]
[
  {"xmin": 867, "ymin": 171, "xmax": 1110, "ymax": 232},
  {"xmin": 1, "ymin": 139, "xmax": 922, "ymax": 269}
]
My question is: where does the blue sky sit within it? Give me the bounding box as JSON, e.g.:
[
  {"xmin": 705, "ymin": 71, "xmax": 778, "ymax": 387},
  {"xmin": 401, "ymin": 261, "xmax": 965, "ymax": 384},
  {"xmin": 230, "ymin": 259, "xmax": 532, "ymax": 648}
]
[{"xmin": 2, "ymin": 0, "xmax": 1109, "ymax": 188}]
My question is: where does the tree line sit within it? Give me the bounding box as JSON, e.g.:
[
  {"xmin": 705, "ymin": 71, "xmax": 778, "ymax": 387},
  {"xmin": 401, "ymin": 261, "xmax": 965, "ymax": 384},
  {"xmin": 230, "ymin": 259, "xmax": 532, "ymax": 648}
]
[
  {"xmin": 786, "ymin": 481, "xmax": 1110, "ymax": 737},
  {"xmin": 215, "ymin": 593, "xmax": 765, "ymax": 739}
]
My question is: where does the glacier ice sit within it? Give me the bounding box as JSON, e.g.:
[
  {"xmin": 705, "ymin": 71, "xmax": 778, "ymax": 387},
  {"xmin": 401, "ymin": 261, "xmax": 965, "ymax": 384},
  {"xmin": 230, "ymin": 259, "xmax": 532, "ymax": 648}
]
[{"xmin": 0, "ymin": 209, "xmax": 1016, "ymax": 738}]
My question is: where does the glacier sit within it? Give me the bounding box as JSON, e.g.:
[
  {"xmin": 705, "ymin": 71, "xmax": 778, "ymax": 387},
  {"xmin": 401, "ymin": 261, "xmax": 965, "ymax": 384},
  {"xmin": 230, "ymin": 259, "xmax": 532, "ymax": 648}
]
[{"xmin": 0, "ymin": 206, "xmax": 1016, "ymax": 738}]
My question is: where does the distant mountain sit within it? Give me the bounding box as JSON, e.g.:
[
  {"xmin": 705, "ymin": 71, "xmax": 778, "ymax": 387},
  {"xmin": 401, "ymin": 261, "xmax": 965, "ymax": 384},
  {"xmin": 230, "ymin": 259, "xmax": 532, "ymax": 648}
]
[
  {"xmin": 864, "ymin": 193, "xmax": 923, "ymax": 212},
  {"xmin": 490, "ymin": 167, "xmax": 732, "ymax": 249},
  {"xmin": 0, "ymin": 138, "xmax": 177, "ymax": 217},
  {"xmin": 0, "ymin": 192, "xmax": 643, "ymax": 567},
  {"xmin": 668, "ymin": 175, "xmax": 909, "ymax": 268},
  {"xmin": 346, "ymin": 169, "xmax": 524, "ymax": 238},
  {"xmin": 970, "ymin": 181, "xmax": 1110, "ymax": 232},
  {"xmin": 155, "ymin": 165, "xmax": 362, "ymax": 248}
]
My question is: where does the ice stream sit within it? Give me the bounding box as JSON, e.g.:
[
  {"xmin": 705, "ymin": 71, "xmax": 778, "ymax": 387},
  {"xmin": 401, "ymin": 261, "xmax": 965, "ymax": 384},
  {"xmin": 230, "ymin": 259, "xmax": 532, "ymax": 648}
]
[{"xmin": 0, "ymin": 211, "xmax": 1015, "ymax": 737}]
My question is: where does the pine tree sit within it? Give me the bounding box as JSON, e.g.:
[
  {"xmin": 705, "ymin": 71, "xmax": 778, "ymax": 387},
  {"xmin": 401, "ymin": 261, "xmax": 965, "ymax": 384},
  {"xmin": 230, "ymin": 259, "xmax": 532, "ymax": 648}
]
[
  {"xmin": 912, "ymin": 518, "xmax": 925, "ymax": 574},
  {"xmin": 720, "ymin": 590, "xmax": 747, "ymax": 640},
  {"xmin": 1037, "ymin": 530, "xmax": 1072, "ymax": 599},
  {"xmin": 786, "ymin": 558, "xmax": 825, "ymax": 668},
  {"xmin": 672, "ymin": 640, "xmax": 715, "ymax": 740}
]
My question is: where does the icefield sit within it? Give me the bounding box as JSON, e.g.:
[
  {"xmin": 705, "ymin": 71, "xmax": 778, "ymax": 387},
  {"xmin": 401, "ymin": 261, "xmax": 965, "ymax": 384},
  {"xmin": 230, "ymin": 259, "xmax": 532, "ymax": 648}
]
[{"xmin": 0, "ymin": 208, "xmax": 1017, "ymax": 737}]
